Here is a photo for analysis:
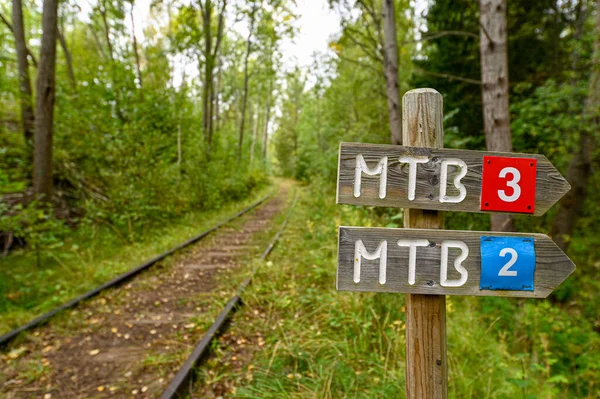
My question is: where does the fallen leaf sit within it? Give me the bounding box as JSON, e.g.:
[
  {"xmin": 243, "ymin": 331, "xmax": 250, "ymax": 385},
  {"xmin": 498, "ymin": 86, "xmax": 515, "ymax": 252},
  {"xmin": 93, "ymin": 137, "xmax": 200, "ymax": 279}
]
[
  {"xmin": 141, "ymin": 386, "xmax": 148, "ymax": 393},
  {"xmin": 42, "ymin": 345, "xmax": 53, "ymax": 353},
  {"xmin": 8, "ymin": 347, "xmax": 27, "ymax": 359},
  {"xmin": 97, "ymin": 386, "xmax": 104, "ymax": 392},
  {"xmin": 89, "ymin": 349, "xmax": 100, "ymax": 356}
]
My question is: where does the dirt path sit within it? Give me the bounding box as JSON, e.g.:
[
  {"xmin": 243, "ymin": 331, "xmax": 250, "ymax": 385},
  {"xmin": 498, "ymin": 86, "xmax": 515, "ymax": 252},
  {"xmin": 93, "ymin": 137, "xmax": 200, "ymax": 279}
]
[{"xmin": 1, "ymin": 185, "xmax": 290, "ymax": 398}]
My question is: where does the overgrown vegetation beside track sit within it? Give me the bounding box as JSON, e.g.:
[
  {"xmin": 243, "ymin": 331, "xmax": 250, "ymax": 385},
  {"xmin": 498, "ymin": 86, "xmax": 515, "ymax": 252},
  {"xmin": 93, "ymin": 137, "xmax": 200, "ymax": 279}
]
[
  {"xmin": 195, "ymin": 185, "xmax": 600, "ymax": 398},
  {"xmin": 0, "ymin": 183, "xmax": 271, "ymax": 335}
]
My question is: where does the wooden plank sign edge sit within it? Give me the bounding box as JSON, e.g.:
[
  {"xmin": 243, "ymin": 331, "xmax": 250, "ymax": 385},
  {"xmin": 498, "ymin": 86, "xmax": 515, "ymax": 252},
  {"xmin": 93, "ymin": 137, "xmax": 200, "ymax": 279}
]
[
  {"xmin": 337, "ymin": 226, "xmax": 575, "ymax": 298},
  {"xmin": 336, "ymin": 142, "xmax": 571, "ymax": 216}
]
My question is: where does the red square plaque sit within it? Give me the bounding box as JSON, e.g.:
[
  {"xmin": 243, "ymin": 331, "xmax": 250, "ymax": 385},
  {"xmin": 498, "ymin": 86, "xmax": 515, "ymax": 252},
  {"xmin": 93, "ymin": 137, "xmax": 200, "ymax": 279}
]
[{"xmin": 480, "ymin": 156, "xmax": 537, "ymax": 214}]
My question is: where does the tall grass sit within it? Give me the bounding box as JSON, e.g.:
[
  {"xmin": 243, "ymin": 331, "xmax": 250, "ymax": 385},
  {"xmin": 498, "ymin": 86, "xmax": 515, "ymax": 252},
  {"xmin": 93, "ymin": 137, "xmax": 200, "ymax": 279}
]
[
  {"xmin": 198, "ymin": 183, "xmax": 599, "ymax": 398},
  {"xmin": 0, "ymin": 183, "xmax": 273, "ymax": 334}
]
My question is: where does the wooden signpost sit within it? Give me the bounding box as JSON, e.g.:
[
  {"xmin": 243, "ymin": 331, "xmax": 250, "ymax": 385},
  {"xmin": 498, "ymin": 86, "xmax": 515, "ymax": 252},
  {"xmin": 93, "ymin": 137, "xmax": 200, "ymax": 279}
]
[
  {"xmin": 337, "ymin": 227, "xmax": 575, "ymax": 298},
  {"xmin": 337, "ymin": 144, "xmax": 570, "ymax": 216},
  {"xmin": 335, "ymin": 88, "xmax": 575, "ymax": 398}
]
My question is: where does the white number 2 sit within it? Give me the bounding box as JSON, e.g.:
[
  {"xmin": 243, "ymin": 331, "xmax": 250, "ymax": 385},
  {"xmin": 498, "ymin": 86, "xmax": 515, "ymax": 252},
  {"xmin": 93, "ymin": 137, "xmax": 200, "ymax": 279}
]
[
  {"xmin": 498, "ymin": 167, "xmax": 521, "ymax": 202},
  {"xmin": 498, "ymin": 248, "xmax": 518, "ymax": 276}
]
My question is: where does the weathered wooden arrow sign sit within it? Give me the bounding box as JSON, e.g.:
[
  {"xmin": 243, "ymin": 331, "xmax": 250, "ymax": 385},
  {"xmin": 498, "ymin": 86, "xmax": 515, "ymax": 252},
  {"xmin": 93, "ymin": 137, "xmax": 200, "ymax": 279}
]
[
  {"xmin": 336, "ymin": 142, "xmax": 570, "ymax": 216},
  {"xmin": 337, "ymin": 226, "xmax": 575, "ymax": 298}
]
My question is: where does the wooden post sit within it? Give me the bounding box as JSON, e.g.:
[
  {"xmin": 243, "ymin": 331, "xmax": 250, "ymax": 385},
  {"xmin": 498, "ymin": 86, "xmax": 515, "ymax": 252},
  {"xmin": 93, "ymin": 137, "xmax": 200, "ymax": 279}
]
[{"xmin": 402, "ymin": 89, "xmax": 447, "ymax": 398}]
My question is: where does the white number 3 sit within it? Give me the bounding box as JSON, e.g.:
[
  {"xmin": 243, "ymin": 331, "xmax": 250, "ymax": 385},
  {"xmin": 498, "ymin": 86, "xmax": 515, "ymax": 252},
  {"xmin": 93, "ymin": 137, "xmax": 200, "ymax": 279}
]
[
  {"xmin": 498, "ymin": 167, "xmax": 521, "ymax": 202},
  {"xmin": 498, "ymin": 248, "xmax": 518, "ymax": 276}
]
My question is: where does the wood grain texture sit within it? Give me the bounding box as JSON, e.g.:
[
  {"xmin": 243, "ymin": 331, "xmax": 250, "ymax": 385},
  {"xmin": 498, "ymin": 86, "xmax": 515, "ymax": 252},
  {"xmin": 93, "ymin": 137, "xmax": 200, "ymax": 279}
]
[
  {"xmin": 402, "ymin": 88, "xmax": 446, "ymax": 399},
  {"xmin": 405, "ymin": 294, "xmax": 446, "ymax": 399},
  {"xmin": 336, "ymin": 142, "xmax": 570, "ymax": 216},
  {"xmin": 336, "ymin": 226, "xmax": 575, "ymax": 298}
]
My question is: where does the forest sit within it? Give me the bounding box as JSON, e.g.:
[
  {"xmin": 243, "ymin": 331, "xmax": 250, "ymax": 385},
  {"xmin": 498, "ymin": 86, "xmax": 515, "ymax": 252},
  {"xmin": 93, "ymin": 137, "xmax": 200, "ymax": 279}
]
[{"xmin": 1, "ymin": 0, "xmax": 599, "ymax": 397}]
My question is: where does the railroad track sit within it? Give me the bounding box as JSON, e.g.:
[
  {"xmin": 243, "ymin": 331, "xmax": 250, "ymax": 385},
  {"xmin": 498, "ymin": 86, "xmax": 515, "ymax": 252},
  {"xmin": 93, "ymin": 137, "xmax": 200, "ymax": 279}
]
[
  {"xmin": 1, "ymin": 186, "xmax": 296, "ymax": 398},
  {"xmin": 0, "ymin": 193, "xmax": 273, "ymax": 348},
  {"xmin": 161, "ymin": 192, "xmax": 297, "ymax": 399}
]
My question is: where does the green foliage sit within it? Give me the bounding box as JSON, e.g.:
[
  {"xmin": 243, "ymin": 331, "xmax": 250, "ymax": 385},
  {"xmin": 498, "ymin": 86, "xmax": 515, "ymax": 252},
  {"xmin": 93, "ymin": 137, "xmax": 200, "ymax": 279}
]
[
  {"xmin": 203, "ymin": 185, "xmax": 600, "ymax": 398},
  {"xmin": 267, "ymin": 2, "xmax": 600, "ymax": 398},
  {"xmin": 0, "ymin": 201, "xmax": 69, "ymax": 265},
  {"xmin": 0, "ymin": 185, "xmax": 272, "ymax": 331},
  {"xmin": 0, "ymin": 0, "xmax": 291, "ymax": 241},
  {"xmin": 0, "ymin": 0, "xmax": 294, "ymax": 327}
]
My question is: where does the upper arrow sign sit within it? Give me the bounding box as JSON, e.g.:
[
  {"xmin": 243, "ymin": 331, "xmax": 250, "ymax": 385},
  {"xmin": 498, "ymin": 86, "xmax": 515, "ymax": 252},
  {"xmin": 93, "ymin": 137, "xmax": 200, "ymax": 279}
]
[
  {"xmin": 337, "ymin": 226, "xmax": 575, "ymax": 298},
  {"xmin": 336, "ymin": 142, "xmax": 570, "ymax": 216}
]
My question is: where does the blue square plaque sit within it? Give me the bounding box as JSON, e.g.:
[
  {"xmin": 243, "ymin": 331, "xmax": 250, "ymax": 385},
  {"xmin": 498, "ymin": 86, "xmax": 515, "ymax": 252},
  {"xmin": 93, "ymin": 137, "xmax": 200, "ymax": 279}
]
[{"xmin": 480, "ymin": 236, "xmax": 536, "ymax": 291}]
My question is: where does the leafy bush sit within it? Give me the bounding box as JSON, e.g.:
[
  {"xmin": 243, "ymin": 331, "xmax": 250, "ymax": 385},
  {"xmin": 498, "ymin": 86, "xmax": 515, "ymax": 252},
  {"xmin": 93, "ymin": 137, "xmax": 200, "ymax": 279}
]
[{"xmin": 0, "ymin": 200, "xmax": 69, "ymax": 267}]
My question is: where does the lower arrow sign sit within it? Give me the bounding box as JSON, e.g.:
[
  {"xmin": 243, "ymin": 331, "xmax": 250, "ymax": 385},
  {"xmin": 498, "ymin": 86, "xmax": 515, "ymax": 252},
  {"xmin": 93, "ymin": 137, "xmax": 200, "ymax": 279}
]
[{"xmin": 337, "ymin": 227, "xmax": 575, "ymax": 298}]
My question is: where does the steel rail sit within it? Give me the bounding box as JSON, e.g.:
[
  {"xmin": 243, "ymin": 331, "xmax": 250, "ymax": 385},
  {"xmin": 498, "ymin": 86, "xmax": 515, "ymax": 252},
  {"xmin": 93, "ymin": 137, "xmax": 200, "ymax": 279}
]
[
  {"xmin": 160, "ymin": 191, "xmax": 298, "ymax": 399},
  {"xmin": 0, "ymin": 193, "xmax": 273, "ymax": 347}
]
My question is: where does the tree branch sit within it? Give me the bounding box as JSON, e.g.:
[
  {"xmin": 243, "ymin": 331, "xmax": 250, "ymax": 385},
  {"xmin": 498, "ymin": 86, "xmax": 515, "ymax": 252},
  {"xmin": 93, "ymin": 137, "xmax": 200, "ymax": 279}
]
[
  {"xmin": 414, "ymin": 67, "xmax": 481, "ymax": 85},
  {"xmin": 407, "ymin": 30, "xmax": 479, "ymax": 43},
  {"xmin": 342, "ymin": 26, "xmax": 383, "ymax": 65},
  {"xmin": 0, "ymin": 9, "xmax": 38, "ymax": 67},
  {"xmin": 198, "ymin": 0, "xmax": 205, "ymax": 20},
  {"xmin": 211, "ymin": 0, "xmax": 227, "ymax": 60},
  {"xmin": 336, "ymin": 53, "xmax": 382, "ymax": 74},
  {"xmin": 0, "ymin": 10, "xmax": 12, "ymax": 30},
  {"xmin": 479, "ymin": 21, "xmax": 493, "ymax": 44},
  {"xmin": 58, "ymin": 27, "xmax": 77, "ymax": 92},
  {"xmin": 345, "ymin": 19, "xmax": 379, "ymax": 50}
]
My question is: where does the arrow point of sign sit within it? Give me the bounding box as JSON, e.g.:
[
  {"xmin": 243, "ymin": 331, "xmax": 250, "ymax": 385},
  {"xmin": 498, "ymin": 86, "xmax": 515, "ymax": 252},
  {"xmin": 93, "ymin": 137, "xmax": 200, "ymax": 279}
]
[{"xmin": 535, "ymin": 235, "xmax": 576, "ymax": 298}]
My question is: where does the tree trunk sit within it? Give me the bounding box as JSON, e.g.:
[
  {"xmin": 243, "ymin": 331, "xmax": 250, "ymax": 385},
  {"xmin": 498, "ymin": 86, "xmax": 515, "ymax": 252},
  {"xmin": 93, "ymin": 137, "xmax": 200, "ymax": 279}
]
[
  {"xmin": 58, "ymin": 28, "xmax": 76, "ymax": 92},
  {"xmin": 237, "ymin": 1, "xmax": 258, "ymax": 161},
  {"xmin": 201, "ymin": 0, "xmax": 212, "ymax": 144},
  {"xmin": 177, "ymin": 74, "xmax": 187, "ymax": 171},
  {"xmin": 382, "ymin": 0, "xmax": 402, "ymax": 145},
  {"xmin": 479, "ymin": 0, "xmax": 514, "ymax": 232},
  {"xmin": 12, "ymin": 0, "xmax": 35, "ymax": 146},
  {"xmin": 99, "ymin": 1, "xmax": 114, "ymax": 61},
  {"xmin": 98, "ymin": 1, "xmax": 126, "ymax": 122},
  {"xmin": 199, "ymin": 0, "xmax": 226, "ymax": 150},
  {"xmin": 216, "ymin": 56, "xmax": 223, "ymax": 132},
  {"xmin": 0, "ymin": 10, "xmax": 37, "ymax": 66},
  {"xmin": 550, "ymin": 0, "xmax": 600, "ymax": 251},
  {"xmin": 33, "ymin": 0, "xmax": 59, "ymax": 201},
  {"xmin": 208, "ymin": 83, "xmax": 215, "ymax": 147},
  {"xmin": 262, "ymin": 80, "xmax": 272, "ymax": 160},
  {"xmin": 250, "ymin": 102, "xmax": 258, "ymax": 168},
  {"xmin": 130, "ymin": 6, "xmax": 143, "ymax": 98}
]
